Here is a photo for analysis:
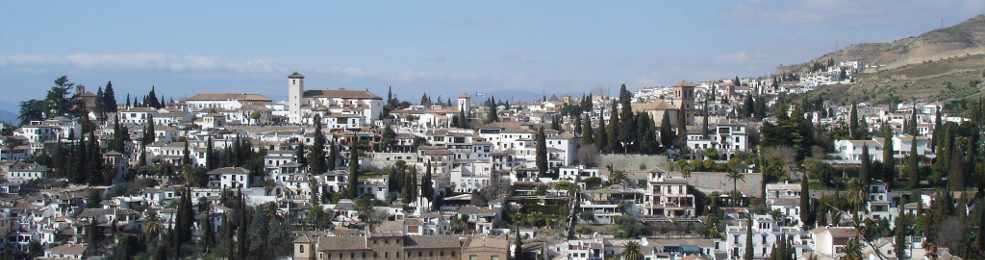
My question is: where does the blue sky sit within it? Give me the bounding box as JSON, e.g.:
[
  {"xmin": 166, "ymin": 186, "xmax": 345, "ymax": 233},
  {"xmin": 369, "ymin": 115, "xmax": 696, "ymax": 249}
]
[{"xmin": 2, "ymin": 1, "xmax": 983, "ymax": 109}]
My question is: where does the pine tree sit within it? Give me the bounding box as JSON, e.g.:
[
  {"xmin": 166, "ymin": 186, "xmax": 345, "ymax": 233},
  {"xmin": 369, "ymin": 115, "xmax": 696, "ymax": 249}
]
[
  {"xmin": 309, "ymin": 115, "xmax": 327, "ymax": 174},
  {"xmin": 347, "ymin": 147, "xmax": 360, "ymax": 198},
  {"xmin": 536, "ymin": 127, "xmax": 548, "ymax": 178}
]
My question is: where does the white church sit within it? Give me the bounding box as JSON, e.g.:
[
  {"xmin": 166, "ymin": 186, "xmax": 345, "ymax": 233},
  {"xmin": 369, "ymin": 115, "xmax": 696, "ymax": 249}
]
[{"xmin": 287, "ymin": 72, "xmax": 384, "ymax": 127}]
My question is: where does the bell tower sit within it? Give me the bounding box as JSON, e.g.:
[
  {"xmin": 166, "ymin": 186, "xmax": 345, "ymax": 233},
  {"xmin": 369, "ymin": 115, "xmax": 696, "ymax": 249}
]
[
  {"xmin": 673, "ymin": 80, "xmax": 696, "ymax": 126},
  {"xmin": 288, "ymin": 72, "xmax": 305, "ymax": 124}
]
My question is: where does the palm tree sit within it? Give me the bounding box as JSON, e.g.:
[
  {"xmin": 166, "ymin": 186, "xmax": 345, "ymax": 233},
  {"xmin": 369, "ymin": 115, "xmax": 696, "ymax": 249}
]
[
  {"xmin": 620, "ymin": 241, "xmax": 643, "ymax": 260},
  {"xmin": 726, "ymin": 169, "xmax": 745, "ymax": 207},
  {"xmin": 847, "ymin": 180, "xmax": 869, "ymax": 215},
  {"xmin": 610, "ymin": 170, "xmax": 628, "ymax": 187},
  {"xmin": 143, "ymin": 211, "xmax": 162, "ymax": 241},
  {"xmin": 841, "ymin": 238, "xmax": 863, "ymax": 260}
]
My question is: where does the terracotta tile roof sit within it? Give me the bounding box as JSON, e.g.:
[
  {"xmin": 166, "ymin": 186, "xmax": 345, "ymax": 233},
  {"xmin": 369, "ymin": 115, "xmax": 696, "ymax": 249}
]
[{"xmin": 304, "ymin": 88, "xmax": 382, "ymax": 100}]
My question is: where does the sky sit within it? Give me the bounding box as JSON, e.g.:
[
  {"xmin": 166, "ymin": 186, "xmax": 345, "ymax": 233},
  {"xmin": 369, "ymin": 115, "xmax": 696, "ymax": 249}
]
[{"xmin": 2, "ymin": 0, "xmax": 984, "ymax": 111}]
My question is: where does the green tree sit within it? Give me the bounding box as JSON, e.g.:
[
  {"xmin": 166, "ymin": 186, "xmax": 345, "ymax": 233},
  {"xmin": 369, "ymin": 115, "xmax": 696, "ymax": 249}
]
[
  {"xmin": 906, "ymin": 140, "xmax": 920, "ymax": 189},
  {"xmin": 860, "ymin": 144, "xmax": 871, "ymax": 188},
  {"xmin": 607, "ymin": 103, "xmax": 619, "ymax": 153},
  {"xmin": 676, "ymin": 109, "xmax": 688, "ymax": 152},
  {"xmin": 536, "ymin": 127, "xmax": 548, "ymax": 178},
  {"xmin": 487, "ymin": 96, "xmax": 498, "ymax": 123},
  {"xmin": 597, "ymin": 116, "xmax": 608, "ymax": 153},
  {"xmin": 103, "ymin": 81, "xmax": 117, "ymax": 113},
  {"xmin": 422, "ymin": 161, "xmax": 434, "ymax": 206},
  {"xmin": 800, "ymin": 176, "xmax": 814, "ymax": 229},
  {"xmin": 727, "ymin": 170, "xmax": 745, "ymax": 207},
  {"xmin": 347, "ymin": 147, "xmax": 360, "ymax": 198},
  {"xmin": 327, "ymin": 142, "xmax": 338, "ymax": 171},
  {"xmin": 513, "ymin": 230, "xmax": 524, "ymax": 260},
  {"xmin": 581, "ymin": 114, "xmax": 593, "ymax": 145},
  {"xmin": 744, "ymin": 216, "xmax": 754, "ymax": 260},
  {"xmin": 702, "ymin": 97, "xmax": 710, "ymax": 139},
  {"xmin": 620, "ymin": 241, "xmax": 643, "ymax": 260},
  {"xmin": 660, "ymin": 112, "xmax": 674, "ymax": 151},
  {"xmin": 380, "ymin": 124, "xmax": 396, "ymax": 152},
  {"xmin": 850, "ymin": 103, "xmax": 860, "ymax": 139},
  {"xmin": 309, "ymin": 115, "xmax": 328, "ymax": 174},
  {"xmin": 882, "ymin": 122, "xmax": 895, "ymax": 188}
]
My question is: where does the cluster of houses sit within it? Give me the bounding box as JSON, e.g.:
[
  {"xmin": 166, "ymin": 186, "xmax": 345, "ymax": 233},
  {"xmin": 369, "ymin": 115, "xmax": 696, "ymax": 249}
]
[{"xmin": 0, "ymin": 70, "xmax": 968, "ymax": 259}]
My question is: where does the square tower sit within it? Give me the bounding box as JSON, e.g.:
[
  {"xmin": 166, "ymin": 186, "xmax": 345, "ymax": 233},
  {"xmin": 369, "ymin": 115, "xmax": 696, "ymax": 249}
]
[
  {"xmin": 288, "ymin": 72, "xmax": 305, "ymax": 124},
  {"xmin": 457, "ymin": 93, "xmax": 471, "ymax": 115},
  {"xmin": 673, "ymin": 80, "xmax": 696, "ymax": 126}
]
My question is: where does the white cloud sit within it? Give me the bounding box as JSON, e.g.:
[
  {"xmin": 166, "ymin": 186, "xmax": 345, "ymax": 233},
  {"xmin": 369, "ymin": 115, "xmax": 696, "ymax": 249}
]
[
  {"xmin": 722, "ymin": 0, "xmax": 982, "ymax": 27},
  {"xmin": 713, "ymin": 52, "xmax": 753, "ymax": 64},
  {"xmin": 0, "ymin": 53, "xmax": 294, "ymax": 75}
]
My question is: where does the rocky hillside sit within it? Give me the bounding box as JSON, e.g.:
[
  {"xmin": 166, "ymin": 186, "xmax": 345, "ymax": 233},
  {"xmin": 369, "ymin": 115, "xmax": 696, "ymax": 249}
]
[{"xmin": 779, "ymin": 14, "xmax": 985, "ymax": 74}]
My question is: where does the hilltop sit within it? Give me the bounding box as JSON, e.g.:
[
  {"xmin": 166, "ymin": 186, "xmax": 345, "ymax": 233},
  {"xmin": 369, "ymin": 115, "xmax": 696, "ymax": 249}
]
[
  {"xmin": 780, "ymin": 14, "xmax": 985, "ymax": 74},
  {"xmin": 781, "ymin": 15, "xmax": 985, "ymax": 104}
]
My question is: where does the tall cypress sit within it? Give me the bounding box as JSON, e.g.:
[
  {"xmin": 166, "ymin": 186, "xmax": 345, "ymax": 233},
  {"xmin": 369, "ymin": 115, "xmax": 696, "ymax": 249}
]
[
  {"xmin": 800, "ymin": 176, "xmax": 813, "ymax": 229},
  {"xmin": 850, "ymin": 103, "xmax": 860, "ymax": 139},
  {"xmin": 906, "ymin": 140, "xmax": 920, "ymax": 189},
  {"xmin": 702, "ymin": 97, "xmax": 710, "ymax": 139},
  {"xmin": 744, "ymin": 216, "xmax": 754, "ymax": 260},
  {"xmin": 597, "ymin": 117, "xmax": 608, "ymax": 153},
  {"xmin": 660, "ymin": 112, "xmax": 674, "ymax": 151},
  {"xmin": 948, "ymin": 142, "xmax": 964, "ymax": 191},
  {"xmin": 347, "ymin": 147, "xmax": 360, "ymax": 198},
  {"xmin": 422, "ymin": 161, "xmax": 434, "ymax": 206},
  {"xmin": 309, "ymin": 115, "xmax": 327, "ymax": 174},
  {"xmin": 103, "ymin": 81, "xmax": 118, "ymax": 113},
  {"xmin": 607, "ymin": 103, "xmax": 619, "ymax": 153},
  {"xmin": 327, "ymin": 142, "xmax": 338, "ymax": 171},
  {"xmin": 677, "ymin": 109, "xmax": 688, "ymax": 151},
  {"xmin": 618, "ymin": 84, "xmax": 636, "ymax": 153},
  {"xmin": 581, "ymin": 114, "xmax": 593, "ymax": 145},
  {"xmin": 860, "ymin": 143, "xmax": 871, "ymax": 187},
  {"xmin": 206, "ymin": 135, "xmax": 216, "ymax": 170},
  {"xmin": 536, "ymin": 127, "xmax": 548, "ymax": 178},
  {"xmin": 882, "ymin": 122, "xmax": 895, "ymax": 187}
]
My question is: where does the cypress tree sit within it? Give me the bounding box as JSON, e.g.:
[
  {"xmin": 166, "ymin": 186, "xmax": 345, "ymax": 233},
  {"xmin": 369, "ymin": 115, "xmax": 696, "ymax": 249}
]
[
  {"xmin": 906, "ymin": 140, "xmax": 919, "ymax": 189},
  {"xmin": 206, "ymin": 135, "xmax": 216, "ymax": 170},
  {"xmin": 536, "ymin": 127, "xmax": 548, "ymax": 178},
  {"xmin": 310, "ymin": 115, "xmax": 327, "ymax": 174},
  {"xmin": 850, "ymin": 103, "xmax": 859, "ymax": 139},
  {"xmin": 607, "ymin": 103, "xmax": 619, "ymax": 153},
  {"xmin": 574, "ymin": 115, "xmax": 582, "ymax": 134},
  {"xmin": 103, "ymin": 81, "xmax": 117, "ymax": 113},
  {"xmin": 347, "ymin": 147, "xmax": 360, "ymax": 198},
  {"xmin": 882, "ymin": 122, "xmax": 895, "ymax": 187},
  {"xmin": 702, "ymin": 97, "xmax": 710, "ymax": 139},
  {"xmin": 327, "ymin": 142, "xmax": 338, "ymax": 171},
  {"xmin": 744, "ymin": 216, "xmax": 753, "ymax": 260},
  {"xmin": 677, "ymin": 109, "xmax": 688, "ymax": 151},
  {"xmin": 514, "ymin": 230, "xmax": 524, "ymax": 260},
  {"xmin": 581, "ymin": 114, "xmax": 593, "ymax": 145},
  {"xmin": 860, "ymin": 143, "xmax": 871, "ymax": 188},
  {"xmin": 597, "ymin": 117, "xmax": 608, "ymax": 153},
  {"xmin": 660, "ymin": 112, "xmax": 674, "ymax": 151},
  {"xmin": 948, "ymin": 142, "xmax": 964, "ymax": 191},
  {"xmin": 422, "ymin": 161, "xmax": 434, "ymax": 206},
  {"xmin": 296, "ymin": 140, "xmax": 307, "ymax": 167},
  {"xmin": 800, "ymin": 176, "xmax": 813, "ymax": 229},
  {"xmin": 618, "ymin": 84, "xmax": 636, "ymax": 153},
  {"xmin": 487, "ymin": 96, "xmax": 498, "ymax": 123}
]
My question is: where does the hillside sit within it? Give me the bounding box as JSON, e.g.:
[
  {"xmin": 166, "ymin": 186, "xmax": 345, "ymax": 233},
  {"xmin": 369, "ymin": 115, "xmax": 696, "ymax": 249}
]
[
  {"xmin": 783, "ymin": 15, "xmax": 985, "ymax": 104},
  {"xmin": 779, "ymin": 14, "xmax": 985, "ymax": 74}
]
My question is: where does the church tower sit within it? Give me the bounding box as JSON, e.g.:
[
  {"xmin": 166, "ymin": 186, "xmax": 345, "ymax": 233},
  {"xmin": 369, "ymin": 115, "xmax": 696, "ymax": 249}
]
[
  {"xmin": 673, "ymin": 80, "xmax": 696, "ymax": 126},
  {"xmin": 457, "ymin": 93, "xmax": 471, "ymax": 115},
  {"xmin": 288, "ymin": 72, "xmax": 305, "ymax": 124}
]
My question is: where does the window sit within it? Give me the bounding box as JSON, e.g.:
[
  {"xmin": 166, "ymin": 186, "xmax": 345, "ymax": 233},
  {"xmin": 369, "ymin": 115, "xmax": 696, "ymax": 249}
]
[
  {"xmin": 492, "ymin": 256, "xmax": 499, "ymax": 260},
  {"xmin": 419, "ymin": 251, "xmax": 423, "ymax": 257},
  {"xmin": 430, "ymin": 251, "xmax": 434, "ymax": 257},
  {"xmin": 300, "ymin": 245, "xmax": 304, "ymax": 253},
  {"xmin": 452, "ymin": 252, "xmax": 455, "ymax": 257},
  {"xmin": 470, "ymin": 255, "xmax": 478, "ymax": 260}
]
